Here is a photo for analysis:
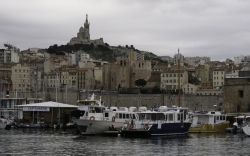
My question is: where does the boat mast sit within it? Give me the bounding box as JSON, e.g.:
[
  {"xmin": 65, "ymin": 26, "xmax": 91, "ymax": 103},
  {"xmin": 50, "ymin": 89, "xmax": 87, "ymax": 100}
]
[{"xmin": 178, "ymin": 48, "xmax": 181, "ymax": 107}]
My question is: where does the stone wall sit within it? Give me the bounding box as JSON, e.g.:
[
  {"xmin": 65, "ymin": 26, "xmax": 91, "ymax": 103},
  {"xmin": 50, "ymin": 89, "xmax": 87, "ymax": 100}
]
[
  {"xmin": 35, "ymin": 91, "xmax": 222, "ymax": 112},
  {"xmin": 222, "ymin": 78, "xmax": 250, "ymax": 113}
]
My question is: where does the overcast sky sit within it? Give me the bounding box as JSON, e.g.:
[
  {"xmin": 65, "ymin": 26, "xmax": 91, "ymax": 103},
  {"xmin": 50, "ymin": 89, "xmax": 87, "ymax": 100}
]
[{"xmin": 0, "ymin": 0, "xmax": 250, "ymax": 61}]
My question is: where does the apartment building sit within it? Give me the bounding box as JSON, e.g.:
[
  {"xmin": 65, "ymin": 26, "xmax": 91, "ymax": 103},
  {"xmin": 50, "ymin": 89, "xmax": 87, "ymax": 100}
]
[
  {"xmin": 161, "ymin": 66, "xmax": 188, "ymax": 91},
  {"xmin": 11, "ymin": 64, "xmax": 30, "ymax": 93},
  {"xmin": 213, "ymin": 68, "xmax": 226, "ymax": 89}
]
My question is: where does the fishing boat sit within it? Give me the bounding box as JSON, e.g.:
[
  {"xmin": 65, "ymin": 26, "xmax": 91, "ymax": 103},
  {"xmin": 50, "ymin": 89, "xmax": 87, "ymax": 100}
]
[
  {"xmin": 189, "ymin": 111, "xmax": 229, "ymax": 133},
  {"xmin": 120, "ymin": 106, "xmax": 192, "ymax": 137},
  {"xmin": 72, "ymin": 93, "xmax": 136, "ymax": 135}
]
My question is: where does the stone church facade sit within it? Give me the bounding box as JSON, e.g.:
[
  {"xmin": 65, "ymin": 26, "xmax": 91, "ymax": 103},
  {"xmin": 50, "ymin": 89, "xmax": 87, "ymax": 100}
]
[
  {"xmin": 102, "ymin": 50, "xmax": 151, "ymax": 90},
  {"xmin": 68, "ymin": 14, "xmax": 104, "ymax": 45}
]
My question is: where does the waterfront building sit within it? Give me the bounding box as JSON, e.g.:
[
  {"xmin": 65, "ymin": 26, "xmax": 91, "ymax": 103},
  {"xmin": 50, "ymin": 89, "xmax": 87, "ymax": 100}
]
[{"xmin": 0, "ymin": 97, "xmax": 42, "ymax": 120}]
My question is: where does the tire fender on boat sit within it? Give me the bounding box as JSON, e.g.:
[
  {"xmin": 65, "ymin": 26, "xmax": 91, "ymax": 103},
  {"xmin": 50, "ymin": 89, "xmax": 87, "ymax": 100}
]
[
  {"xmin": 112, "ymin": 116, "xmax": 115, "ymax": 122},
  {"xmin": 90, "ymin": 116, "xmax": 95, "ymax": 120}
]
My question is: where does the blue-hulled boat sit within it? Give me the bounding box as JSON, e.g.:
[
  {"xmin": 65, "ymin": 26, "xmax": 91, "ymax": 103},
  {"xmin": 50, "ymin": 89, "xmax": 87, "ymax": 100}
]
[{"xmin": 120, "ymin": 106, "xmax": 192, "ymax": 137}]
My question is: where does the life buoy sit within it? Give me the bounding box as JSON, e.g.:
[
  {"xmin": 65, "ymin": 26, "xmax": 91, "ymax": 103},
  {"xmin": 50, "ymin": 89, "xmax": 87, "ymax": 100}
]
[
  {"xmin": 112, "ymin": 116, "xmax": 115, "ymax": 122},
  {"xmin": 90, "ymin": 116, "xmax": 95, "ymax": 120}
]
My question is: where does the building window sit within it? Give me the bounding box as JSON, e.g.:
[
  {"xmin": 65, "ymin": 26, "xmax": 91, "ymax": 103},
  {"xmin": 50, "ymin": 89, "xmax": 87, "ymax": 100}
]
[
  {"xmin": 170, "ymin": 74, "xmax": 172, "ymax": 77},
  {"xmin": 239, "ymin": 90, "xmax": 243, "ymax": 98}
]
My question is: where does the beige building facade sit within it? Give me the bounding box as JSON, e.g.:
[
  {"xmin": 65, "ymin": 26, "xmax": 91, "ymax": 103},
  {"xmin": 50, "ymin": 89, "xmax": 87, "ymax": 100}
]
[
  {"xmin": 213, "ymin": 68, "xmax": 225, "ymax": 89},
  {"xmin": 161, "ymin": 68, "xmax": 188, "ymax": 91}
]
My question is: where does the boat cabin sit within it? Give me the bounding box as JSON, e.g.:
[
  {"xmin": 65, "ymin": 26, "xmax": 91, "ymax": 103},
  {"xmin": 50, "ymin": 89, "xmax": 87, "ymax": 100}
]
[{"xmin": 192, "ymin": 111, "xmax": 227, "ymax": 125}]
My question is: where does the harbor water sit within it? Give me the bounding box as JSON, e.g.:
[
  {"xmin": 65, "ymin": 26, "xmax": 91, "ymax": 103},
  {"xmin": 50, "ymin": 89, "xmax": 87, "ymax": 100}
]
[{"xmin": 0, "ymin": 129, "xmax": 250, "ymax": 155}]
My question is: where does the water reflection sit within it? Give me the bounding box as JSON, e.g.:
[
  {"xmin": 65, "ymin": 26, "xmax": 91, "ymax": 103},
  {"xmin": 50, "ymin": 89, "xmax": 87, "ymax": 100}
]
[{"xmin": 0, "ymin": 129, "xmax": 250, "ymax": 155}]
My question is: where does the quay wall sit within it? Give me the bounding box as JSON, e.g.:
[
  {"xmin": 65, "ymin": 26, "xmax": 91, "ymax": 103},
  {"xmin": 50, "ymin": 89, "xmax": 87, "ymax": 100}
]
[{"xmin": 38, "ymin": 92, "xmax": 222, "ymax": 111}]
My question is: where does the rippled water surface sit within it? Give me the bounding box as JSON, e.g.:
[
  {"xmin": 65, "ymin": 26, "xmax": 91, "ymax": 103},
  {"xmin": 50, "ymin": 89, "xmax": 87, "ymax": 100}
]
[{"xmin": 0, "ymin": 128, "xmax": 249, "ymax": 155}]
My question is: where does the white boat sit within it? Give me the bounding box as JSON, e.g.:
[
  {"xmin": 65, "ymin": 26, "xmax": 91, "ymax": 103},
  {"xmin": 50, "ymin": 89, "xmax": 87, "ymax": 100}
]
[
  {"xmin": 0, "ymin": 118, "xmax": 12, "ymax": 129},
  {"xmin": 120, "ymin": 106, "xmax": 192, "ymax": 137},
  {"xmin": 72, "ymin": 93, "xmax": 136, "ymax": 135},
  {"xmin": 241, "ymin": 116, "xmax": 250, "ymax": 136},
  {"xmin": 189, "ymin": 111, "xmax": 229, "ymax": 133}
]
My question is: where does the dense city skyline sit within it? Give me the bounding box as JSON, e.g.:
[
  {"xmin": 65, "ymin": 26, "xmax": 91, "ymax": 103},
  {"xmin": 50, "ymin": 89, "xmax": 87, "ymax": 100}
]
[{"xmin": 1, "ymin": 0, "xmax": 250, "ymax": 61}]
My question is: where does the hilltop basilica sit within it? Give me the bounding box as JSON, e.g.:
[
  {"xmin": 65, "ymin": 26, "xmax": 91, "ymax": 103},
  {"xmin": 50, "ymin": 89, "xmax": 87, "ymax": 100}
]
[{"xmin": 67, "ymin": 14, "xmax": 104, "ymax": 45}]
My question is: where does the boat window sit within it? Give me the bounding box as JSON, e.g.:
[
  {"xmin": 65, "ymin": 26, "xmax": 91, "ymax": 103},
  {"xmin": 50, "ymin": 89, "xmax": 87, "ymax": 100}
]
[
  {"xmin": 159, "ymin": 113, "xmax": 165, "ymax": 120},
  {"xmin": 105, "ymin": 113, "xmax": 109, "ymax": 117},
  {"xmin": 217, "ymin": 116, "xmax": 219, "ymax": 120},
  {"xmin": 95, "ymin": 107, "xmax": 102, "ymax": 113},
  {"xmin": 126, "ymin": 114, "xmax": 129, "ymax": 119},
  {"xmin": 89, "ymin": 107, "xmax": 95, "ymax": 113},
  {"xmin": 123, "ymin": 114, "xmax": 125, "ymax": 118},
  {"xmin": 115, "ymin": 113, "xmax": 118, "ymax": 118},
  {"xmin": 178, "ymin": 114, "xmax": 181, "ymax": 121},
  {"xmin": 165, "ymin": 115, "xmax": 168, "ymax": 121},
  {"xmin": 214, "ymin": 116, "xmax": 216, "ymax": 123},
  {"xmin": 132, "ymin": 114, "xmax": 136, "ymax": 119},
  {"xmin": 220, "ymin": 116, "xmax": 223, "ymax": 120},
  {"xmin": 169, "ymin": 114, "xmax": 173, "ymax": 121},
  {"xmin": 119, "ymin": 113, "xmax": 122, "ymax": 119},
  {"xmin": 223, "ymin": 116, "xmax": 225, "ymax": 120},
  {"xmin": 86, "ymin": 112, "xmax": 88, "ymax": 116}
]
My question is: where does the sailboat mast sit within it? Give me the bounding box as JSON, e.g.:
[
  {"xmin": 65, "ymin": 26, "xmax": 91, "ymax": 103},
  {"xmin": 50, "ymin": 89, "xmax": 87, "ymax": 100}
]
[{"xmin": 178, "ymin": 48, "xmax": 181, "ymax": 107}]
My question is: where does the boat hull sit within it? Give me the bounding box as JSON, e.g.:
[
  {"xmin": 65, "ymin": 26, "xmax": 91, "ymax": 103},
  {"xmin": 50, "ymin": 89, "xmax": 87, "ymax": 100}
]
[
  {"xmin": 242, "ymin": 125, "xmax": 250, "ymax": 136},
  {"xmin": 74, "ymin": 119, "xmax": 124, "ymax": 135},
  {"xmin": 121, "ymin": 122, "xmax": 191, "ymax": 137},
  {"xmin": 189, "ymin": 121, "xmax": 230, "ymax": 133}
]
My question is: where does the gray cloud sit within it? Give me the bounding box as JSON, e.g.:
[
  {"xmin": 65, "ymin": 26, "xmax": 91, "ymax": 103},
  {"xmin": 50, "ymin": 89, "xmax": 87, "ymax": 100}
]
[{"xmin": 0, "ymin": 0, "xmax": 250, "ymax": 61}]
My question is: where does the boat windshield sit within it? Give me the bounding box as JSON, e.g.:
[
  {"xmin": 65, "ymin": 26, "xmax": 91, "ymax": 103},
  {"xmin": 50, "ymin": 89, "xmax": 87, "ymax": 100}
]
[{"xmin": 138, "ymin": 113, "xmax": 165, "ymax": 121}]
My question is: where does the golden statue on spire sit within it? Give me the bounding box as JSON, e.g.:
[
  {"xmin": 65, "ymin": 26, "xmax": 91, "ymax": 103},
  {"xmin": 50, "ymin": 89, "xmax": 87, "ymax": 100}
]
[{"xmin": 86, "ymin": 14, "xmax": 88, "ymax": 20}]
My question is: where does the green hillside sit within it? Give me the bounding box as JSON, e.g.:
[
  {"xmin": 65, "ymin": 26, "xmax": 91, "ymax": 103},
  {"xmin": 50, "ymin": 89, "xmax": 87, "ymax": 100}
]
[{"xmin": 46, "ymin": 44, "xmax": 165, "ymax": 63}]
